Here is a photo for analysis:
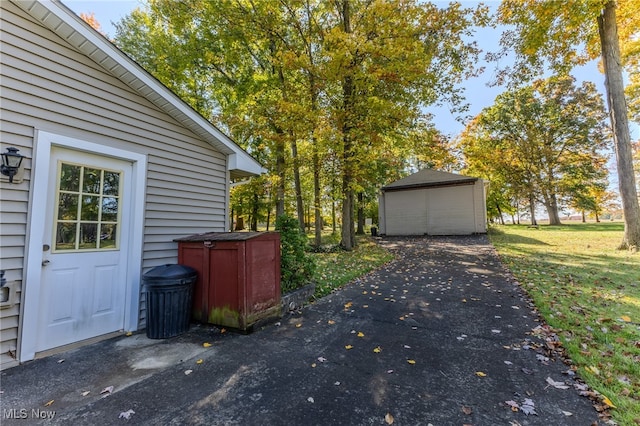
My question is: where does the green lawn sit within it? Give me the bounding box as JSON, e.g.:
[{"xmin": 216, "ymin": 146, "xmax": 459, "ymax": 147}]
[
  {"xmin": 311, "ymin": 234, "xmax": 394, "ymax": 299},
  {"xmin": 489, "ymin": 222, "xmax": 640, "ymax": 425}
]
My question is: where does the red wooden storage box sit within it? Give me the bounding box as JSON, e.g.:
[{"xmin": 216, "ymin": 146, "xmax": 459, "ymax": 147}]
[{"xmin": 174, "ymin": 232, "xmax": 281, "ymax": 331}]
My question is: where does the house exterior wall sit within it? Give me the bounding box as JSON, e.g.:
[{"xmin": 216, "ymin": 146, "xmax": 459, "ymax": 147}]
[{"xmin": 0, "ymin": 2, "xmax": 229, "ymax": 369}]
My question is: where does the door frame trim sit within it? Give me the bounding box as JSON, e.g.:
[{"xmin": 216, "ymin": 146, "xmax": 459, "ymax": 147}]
[{"xmin": 19, "ymin": 131, "xmax": 147, "ymax": 362}]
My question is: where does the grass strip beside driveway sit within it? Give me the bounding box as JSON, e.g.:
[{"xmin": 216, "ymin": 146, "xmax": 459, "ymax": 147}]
[{"xmin": 489, "ymin": 223, "xmax": 640, "ymax": 425}]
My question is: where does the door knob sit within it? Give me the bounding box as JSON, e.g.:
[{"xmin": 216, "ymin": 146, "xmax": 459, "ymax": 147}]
[{"xmin": 42, "ymin": 259, "xmax": 50, "ymax": 266}]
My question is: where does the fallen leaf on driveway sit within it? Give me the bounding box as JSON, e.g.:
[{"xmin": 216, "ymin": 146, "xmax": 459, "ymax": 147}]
[
  {"xmin": 328, "ymin": 320, "xmax": 335, "ymax": 325},
  {"xmin": 407, "ymin": 359, "xmax": 416, "ymax": 365},
  {"xmin": 562, "ymin": 410, "xmax": 573, "ymax": 416},
  {"xmin": 185, "ymin": 370, "xmax": 193, "ymax": 375},
  {"xmin": 307, "ymin": 397, "xmax": 314, "ymax": 403},
  {"xmin": 119, "ymin": 409, "xmax": 135, "ymax": 420},
  {"xmin": 44, "ymin": 400, "xmax": 54, "ymax": 407},
  {"xmin": 203, "ymin": 342, "xmax": 212, "ymax": 348},
  {"xmin": 475, "ymin": 371, "xmax": 486, "ymax": 377},
  {"xmin": 373, "ymin": 346, "xmax": 382, "ymax": 353},
  {"xmin": 357, "ymin": 332, "xmax": 365, "ymax": 338},
  {"xmin": 81, "ymin": 391, "xmax": 90, "ymax": 397},
  {"xmin": 196, "ymin": 359, "xmax": 203, "ymax": 364},
  {"xmin": 461, "ymin": 406, "xmax": 472, "ymax": 415},
  {"xmin": 546, "ymin": 377, "xmax": 569, "ymax": 389},
  {"xmin": 520, "ymin": 398, "xmax": 537, "ymax": 415},
  {"xmin": 505, "ymin": 400, "xmax": 519, "ymax": 412},
  {"xmin": 385, "ymin": 412, "xmax": 394, "ymax": 424},
  {"xmin": 100, "ymin": 386, "xmax": 114, "ymax": 395},
  {"xmin": 345, "ymin": 345, "xmax": 353, "ymax": 350}
]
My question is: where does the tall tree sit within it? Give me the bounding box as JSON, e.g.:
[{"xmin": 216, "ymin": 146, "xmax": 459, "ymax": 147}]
[
  {"xmin": 114, "ymin": 0, "xmax": 487, "ymax": 249},
  {"xmin": 324, "ymin": 0, "xmax": 487, "ymax": 249},
  {"xmin": 496, "ymin": 0, "xmax": 640, "ymax": 248},
  {"xmin": 460, "ymin": 76, "xmax": 609, "ymax": 225}
]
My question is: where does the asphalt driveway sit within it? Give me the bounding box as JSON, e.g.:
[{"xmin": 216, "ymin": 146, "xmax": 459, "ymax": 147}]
[{"xmin": 0, "ymin": 235, "xmax": 601, "ymax": 425}]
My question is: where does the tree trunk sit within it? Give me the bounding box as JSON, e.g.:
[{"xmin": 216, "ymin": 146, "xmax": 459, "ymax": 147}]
[
  {"xmin": 339, "ymin": 0, "xmax": 356, "ymax": 250},
  {"xmin": 332, "ymin": 199, "xmax": 337, "ymax": 235},
  {"xmin": 529, "ymin": 193, "xmax": 537, "ymax": 226},
  {"xmin": 496, "ymin": 203, "xmax": 505, "ymax": 225},
  {"xmin": 544, "ymin": 193, "xmax": 562, "ymax": 225},
  {"xmin": 595, "ymin": 210, "xmax": 600, "ymax": 223},
  {"xmin": 251, "ymin": 192, "xmax": 259, "ymax": 231},
  {"xmin": 598, "ymin": 2, "xmax": 640, "ymax": 249},
  {"xmin": 582, "ymin": 210, "xmax": 586, "ymax": 223},
  {"xmin": 235, "ymin": 215, "xmax": 244, "ymax": 231},
  {"xmin": 275, "ymin": 129, "xmax": 286, "ymax": 220},
  {"xmin": 309, "ymin": 74, "xmax": 323, "ymax": 247},
  {"xmin": 266, "ymin": 205, "xmax": 271, "ymax": 231},
  {"xmin": 291, "ymin": 137, "xmax": 305, "ymax": 232},
  {"xmin": 356, "ymin": 192, "xmax": 365, "ymax": 234}
]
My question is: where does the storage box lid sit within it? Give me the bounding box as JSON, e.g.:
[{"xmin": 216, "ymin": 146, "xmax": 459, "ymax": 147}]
[{"xmin": 174, "ymin": 231, "xmax": 276, "ymax": 242}]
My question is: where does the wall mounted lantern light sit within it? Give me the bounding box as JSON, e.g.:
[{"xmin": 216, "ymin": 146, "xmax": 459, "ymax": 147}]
[{"xmin": 1, "ymin": 147, "xmax": 24, "ymax": 183}]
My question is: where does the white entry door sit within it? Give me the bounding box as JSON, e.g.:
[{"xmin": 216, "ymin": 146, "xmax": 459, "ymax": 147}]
[{"xmin": 36, "ymin": 147, "xmax": 133, "ymax": 352}]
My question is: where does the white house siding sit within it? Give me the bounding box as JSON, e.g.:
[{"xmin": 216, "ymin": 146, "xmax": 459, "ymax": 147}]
[{"xmin": 0, "ymin": 2, "xmax": 230, "ymax": 368}]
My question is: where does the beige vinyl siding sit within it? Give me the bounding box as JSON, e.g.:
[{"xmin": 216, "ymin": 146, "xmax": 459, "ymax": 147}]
[
  {"xmin": 474, "ymin": 182, "xmax": 488, "ymax": 233},
  {"xmin": 0, "ymin": 1, "xmax": 232, "ymax": 366}
]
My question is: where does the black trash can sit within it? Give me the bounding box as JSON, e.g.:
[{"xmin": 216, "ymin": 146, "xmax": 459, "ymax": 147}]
[
  {"xmin": 370, "ymin": 226, "xmax": 378, "ymax": 237},
  {"xmin": 142, "ymin": 264, "xmax": 197, "ymax": 339}
]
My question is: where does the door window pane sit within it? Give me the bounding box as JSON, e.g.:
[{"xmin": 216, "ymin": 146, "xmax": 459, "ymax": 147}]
[
  {"xmin": 81, "ymin": 195, "xmax": 100, "ymax": 221},
  {"xmin": 59, "ymin": 164, "xmax": 80, "ymax": 191},
  {"xmin": 79, "ymin": 223, "xmax": 98, "ymax": 249},
  {"xmin": 56, "ymin": 223, "xmax": 77, "ymax": 250},
  {"xmin": 100, "ymin": 224, "xmax": 117, "ymax": 249},
  {"xmin": 53, "ymin": 162, "xmax": 122, "ymax": 252},
  {"xmin": 102, "ymin": 197, "xmax": 118, "ymax": 222},
  {"xmin": 83, "ymin": 168, "xmax": 101, "ymax": 194},
  {"xmin": 57, "ymin": 193, "xmax": 79, "ymax": 220},
  {"xmin": 103, "ymin": 171, "xmax": 120, "ymax": 196}
]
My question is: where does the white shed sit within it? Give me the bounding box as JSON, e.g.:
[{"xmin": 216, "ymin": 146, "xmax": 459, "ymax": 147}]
[
  {"xmin": 0, "ymin": 0, "xmax": 262, "ymax": 369},
  {"xmin": 378, "ymin": 169, "xmax": 488, "ymax": 236}
]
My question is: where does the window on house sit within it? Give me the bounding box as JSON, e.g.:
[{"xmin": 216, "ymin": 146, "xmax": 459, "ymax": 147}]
[{"xmin": 54, "ymin": 162, "xmax": 121, "ymax": 251}]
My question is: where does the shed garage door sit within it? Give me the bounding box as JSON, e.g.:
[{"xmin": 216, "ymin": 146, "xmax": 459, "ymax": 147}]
[
  {"xmin": 384, "ymin": 189, "xmax": 427, "ymax": 235},
  {"xmin": 425, "ymin": 185, "xmax": 475, "ymax": 235}
]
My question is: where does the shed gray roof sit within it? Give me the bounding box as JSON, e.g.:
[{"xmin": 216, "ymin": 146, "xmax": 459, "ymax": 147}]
[{"xmin": 382, "ymin": 169, "xmax": 478, "ymax": 192}]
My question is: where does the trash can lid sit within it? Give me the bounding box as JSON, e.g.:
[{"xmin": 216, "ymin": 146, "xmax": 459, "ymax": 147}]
[{"xmin": 142, "ymin": 264, "xmax": 197, "ymax": 282}]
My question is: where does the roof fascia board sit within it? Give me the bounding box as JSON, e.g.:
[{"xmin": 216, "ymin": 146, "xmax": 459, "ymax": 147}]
[{"xmin": 382, "ymin": 178, "xmax": 478, "ymax": 192}]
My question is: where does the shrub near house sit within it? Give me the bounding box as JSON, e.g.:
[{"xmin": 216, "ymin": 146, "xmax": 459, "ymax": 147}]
[{"xmin": 276, "ymin": 215, "xmax": 316, "ymax": 294}]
